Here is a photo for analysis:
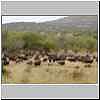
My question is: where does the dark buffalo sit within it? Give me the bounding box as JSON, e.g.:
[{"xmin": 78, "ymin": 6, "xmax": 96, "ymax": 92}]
[
  {"xmin": 66, "ymin": 51, "xmax": 78, "ymax": 62},
  {"xmin": 9, "ymin": 55, "xmax": 17, "ymax": 61},
  {"xmin": 2, "ymin": 54, "xmax": 9, "ymax": 65},
  {"xmin": 67, "ymin": 56, "xmax": 77, "ymax": 62},
  {"xmin": 56, "ymin": 54, "xmax": 67, "ymax": 61},
  {"xmin": 18, "ymin": 54, "xmax": 27, "ymax": 60},
  {"xmin": 47, "ymin": 53, "xmax": 57, "ymax": 63},
  {"xmin": 81, "ymin": 54, "xmax": 94, "ymax": 63},
  {"xmin": 57, "ymin": 60, "xmax": 65, "ymax": 65},
  {"xmin": 42, "ymin": 57, "xmax": 48, "ymax": 62},
  {"xmin": 34, "ymin": 59, "xmax": 41, "ymax": 66},
  {"xmin": 27, "ymin": 60, "xmax": 33, "ymax": 65},
  {"xmin": 34, "ymin": 54, "xmax": 40, "ymax": 60},
  {"xmin": 16, "ymin": 58, "xmax": 23, "ymax": 63}
]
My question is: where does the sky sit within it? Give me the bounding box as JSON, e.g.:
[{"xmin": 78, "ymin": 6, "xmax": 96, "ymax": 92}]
[{"xmin": 2, "ymin": 16, "xmax": 67, "ymax": 24}]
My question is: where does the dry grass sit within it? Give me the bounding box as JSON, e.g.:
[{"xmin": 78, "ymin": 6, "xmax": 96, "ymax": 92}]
[{"xmin": 2, "ymin": 60, "xmax": 98, "ymax": 84}]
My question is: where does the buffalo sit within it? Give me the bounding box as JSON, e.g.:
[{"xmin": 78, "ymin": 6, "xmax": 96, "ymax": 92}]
[
  {"xmin": 67, "ymin": 56, "xmax": 77, "ymax": 62},
  {"xmin": 57, "ymin": 60, "xmax": 65, "ymax": 65},
  {"xmin": 2, "ymin": 54, "xmax": 9, "ymax": 65},
  {"xmin": 47, "ymin": 53, "xmax": 57, "ymax": 63},
  {"xmin": 27, "ymin": 60, "xmax": 33, "ymax": 65},
  {"xmin": 81, "ymin": 54, "xmax": 94, "ymax": 63},
  {"xmin": 34, "ymin": 59, "xmax": 41, "ymax": 66}
]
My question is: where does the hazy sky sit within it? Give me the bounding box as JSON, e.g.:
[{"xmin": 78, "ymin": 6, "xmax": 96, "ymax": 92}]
[{"xmin": 2, "ymin": 16, "xmax": 67, "ymax": 24}]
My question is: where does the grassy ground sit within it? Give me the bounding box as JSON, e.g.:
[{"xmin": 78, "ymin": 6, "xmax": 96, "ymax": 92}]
[{"xmin": 2, "ymin": 60, "xmax": 97, "ymax": 84}]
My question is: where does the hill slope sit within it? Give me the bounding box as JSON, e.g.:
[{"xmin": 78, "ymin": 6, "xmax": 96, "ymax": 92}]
[{"xmin": 2, "ymin": 16, "xmax": 97, "ymax": 33}]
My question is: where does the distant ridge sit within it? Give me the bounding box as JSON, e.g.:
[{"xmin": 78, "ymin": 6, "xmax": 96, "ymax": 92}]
[{"xmin": 2, "ymin": 16, "xmax": 97, "ymax": 33}]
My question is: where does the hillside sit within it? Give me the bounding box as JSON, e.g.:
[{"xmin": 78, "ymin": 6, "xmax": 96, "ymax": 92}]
[{"xmin": 2, "ymin": 16, "xmax": 97, "ymax": 33}]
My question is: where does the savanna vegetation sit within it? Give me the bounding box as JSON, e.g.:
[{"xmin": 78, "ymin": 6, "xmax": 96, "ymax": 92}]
[{"xmin": 2, "ymin": 29, "xmax": 97, "ymax": 53}]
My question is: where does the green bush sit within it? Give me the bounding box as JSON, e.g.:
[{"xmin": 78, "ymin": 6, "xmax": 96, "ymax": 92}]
[{"xmin": 2, "ymin": 31, "xmax": 97, "ymax": 52}]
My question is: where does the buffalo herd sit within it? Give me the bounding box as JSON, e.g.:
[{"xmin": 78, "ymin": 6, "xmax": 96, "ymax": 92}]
[{"xmin": 2, "ymin": 49, "xmax": 98, "ymax": 66}]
